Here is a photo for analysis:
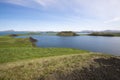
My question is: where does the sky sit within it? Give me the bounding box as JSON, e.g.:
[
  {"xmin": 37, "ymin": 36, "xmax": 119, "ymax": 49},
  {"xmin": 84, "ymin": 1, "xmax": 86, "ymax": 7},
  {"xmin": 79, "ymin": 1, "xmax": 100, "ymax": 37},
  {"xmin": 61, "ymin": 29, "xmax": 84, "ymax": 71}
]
[{"xmin": 0, "ymin": 0, "xmax": 120, "ymax": 31}]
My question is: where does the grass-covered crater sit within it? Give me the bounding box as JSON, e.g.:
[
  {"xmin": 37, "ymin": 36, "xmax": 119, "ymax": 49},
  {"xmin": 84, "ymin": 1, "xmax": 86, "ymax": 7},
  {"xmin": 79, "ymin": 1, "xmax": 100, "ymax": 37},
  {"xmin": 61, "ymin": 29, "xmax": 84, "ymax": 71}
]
[
  {"xmin": 0, "ymin": 35, "xmax": 120, "ymax": 80},
  {"xmin": 57, "ymin": 31, "xmax": 79, "ymax": 36}
]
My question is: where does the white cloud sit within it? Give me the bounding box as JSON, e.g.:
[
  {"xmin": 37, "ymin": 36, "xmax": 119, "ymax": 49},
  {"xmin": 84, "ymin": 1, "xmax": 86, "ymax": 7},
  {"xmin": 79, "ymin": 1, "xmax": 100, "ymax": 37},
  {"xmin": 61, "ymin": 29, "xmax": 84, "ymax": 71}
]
[
  {"xmin": 34, "ymin": 0, "xmax": 57, "ymax": 8},
  {"xmin": 1, "ymin": 0, "xmax": 120, "ymax": 21},
  {"xmin": 0, "ymin": 0, "xmax": 58, "ymax": 8},
  {"xmin": 73, "ymin": 0, "xmax": 120, "ymax": 18},
  {"xmin": 104, "ymin": 17, "xmax": 120, "ymax": 23},
  {"xmin": 0, "ymin": 0, "xmax": 33, "ymax": 7}
]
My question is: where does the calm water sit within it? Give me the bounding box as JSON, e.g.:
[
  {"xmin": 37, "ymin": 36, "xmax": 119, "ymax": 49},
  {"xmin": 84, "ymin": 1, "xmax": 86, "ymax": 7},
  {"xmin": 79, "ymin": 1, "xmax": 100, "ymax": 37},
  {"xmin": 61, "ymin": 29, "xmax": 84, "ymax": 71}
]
[
  {"xmin": 0, "ymin": 31, "xmax": 29, "ymax": 36},
  {"xmin": 17, "ymin": 35, "xmax": 120, "ymax": 56}
]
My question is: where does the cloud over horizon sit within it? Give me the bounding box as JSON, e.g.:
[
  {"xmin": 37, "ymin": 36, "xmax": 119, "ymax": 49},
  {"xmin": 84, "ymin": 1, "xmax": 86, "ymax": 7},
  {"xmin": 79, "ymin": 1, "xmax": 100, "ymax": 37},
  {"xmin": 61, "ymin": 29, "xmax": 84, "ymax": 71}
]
[
  {"xmin": 0, "ymin": 0, "xmax": 120, "ymax": 31},
  {"xmin": 1, "ymin": 0, "xmax": 120, "ymax": 17},
  {"xmin": 104, "ymin": 17, "xmax": 120, "ymax": 23}
]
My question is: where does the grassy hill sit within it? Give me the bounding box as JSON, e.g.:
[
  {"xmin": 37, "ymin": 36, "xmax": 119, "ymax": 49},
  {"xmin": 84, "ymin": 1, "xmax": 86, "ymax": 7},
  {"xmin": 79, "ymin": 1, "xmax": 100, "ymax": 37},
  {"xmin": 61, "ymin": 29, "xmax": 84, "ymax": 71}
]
[
  {"xmin": 57, "ymin": 31, "xmax": 79, "ymax": 36},
  {"xmin": 0, "ymin": 48, "xmax": 87, "ymax": 63},
  {"xmin": 0, "ymin": 52, "xmax": 119, "ymax": 80},
  {"xmin": 0, "ymin": 36, "xmax": 32, "ymax": 48},
  {"xmin": 0, "ymin": 36, "xmax": 120, "ymax": 80}
]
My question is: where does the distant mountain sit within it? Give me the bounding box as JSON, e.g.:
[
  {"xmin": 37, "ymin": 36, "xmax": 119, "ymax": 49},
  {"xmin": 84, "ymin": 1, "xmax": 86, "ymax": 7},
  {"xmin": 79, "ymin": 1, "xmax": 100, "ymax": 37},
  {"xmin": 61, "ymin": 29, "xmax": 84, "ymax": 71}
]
[
  {"xmin": 102, "ymin": 30, "xmax": 120, "ymax": 33},
  {"xmin": 1, "ymin": 30, "xmax": 15, "ymax": 32},
  {"xmin": 80, "ymin": 30, "xmax": 95, "ymax": 33},
  {"xmin": 80, "ymin": 30, "xmax": 120, "ymax": 33}
]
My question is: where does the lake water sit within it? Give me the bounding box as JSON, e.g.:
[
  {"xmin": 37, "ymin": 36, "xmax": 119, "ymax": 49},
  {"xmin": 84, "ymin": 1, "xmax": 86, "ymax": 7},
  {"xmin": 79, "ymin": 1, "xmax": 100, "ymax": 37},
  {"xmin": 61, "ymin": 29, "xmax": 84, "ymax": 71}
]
[
  {"xmin": 0, "ymin": 31, "xmax": 29, "ymax": 36},
  {"xmin": 17, "ymin": 35, "xmax": 120, "ymax": 56}
]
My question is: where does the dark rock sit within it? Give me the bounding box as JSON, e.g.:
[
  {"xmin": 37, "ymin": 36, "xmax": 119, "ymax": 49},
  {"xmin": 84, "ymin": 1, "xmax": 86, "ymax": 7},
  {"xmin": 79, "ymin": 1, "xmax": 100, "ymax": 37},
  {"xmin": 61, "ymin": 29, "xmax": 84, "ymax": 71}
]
[
  {"xmin": 9, "ymin": 34, "xmax": 18, "ymax": 37},
  {"xmin": 29, "ymin": 37, "xmax": 37, "ymax": 42}
]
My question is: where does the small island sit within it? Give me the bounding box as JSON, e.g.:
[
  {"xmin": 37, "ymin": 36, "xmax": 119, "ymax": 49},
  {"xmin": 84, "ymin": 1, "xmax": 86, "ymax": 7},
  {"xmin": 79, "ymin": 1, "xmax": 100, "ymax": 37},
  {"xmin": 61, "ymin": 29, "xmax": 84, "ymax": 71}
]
[
  {"xmin": 9, "ymin": 34, "xmax": 18, "ymax": 37},
  {"xmin": 89, "ymin": 32, "xmax": 120, "ymax": 37},
  {"xmin": 57, "ymin": 31, "xmax": 79, "ymax": 36}
]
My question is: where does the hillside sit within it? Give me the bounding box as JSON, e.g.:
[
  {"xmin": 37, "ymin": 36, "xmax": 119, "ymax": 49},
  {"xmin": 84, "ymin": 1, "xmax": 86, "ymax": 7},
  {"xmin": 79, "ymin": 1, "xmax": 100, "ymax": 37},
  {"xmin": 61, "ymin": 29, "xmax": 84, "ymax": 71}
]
[
  {"xmin": 57, "ymin": 31, "xmax": 79, "ymax": 36},
  {"xmin": 0, "ymin": 36, "xmax": 120, "ymax": 80},
  {"xmin": 0, "ymin": 36, "xmax": 32, "ymax": 48},
  {"xmin": 0, "ymin": 51, "xmax": 119, "ymax": 80}
]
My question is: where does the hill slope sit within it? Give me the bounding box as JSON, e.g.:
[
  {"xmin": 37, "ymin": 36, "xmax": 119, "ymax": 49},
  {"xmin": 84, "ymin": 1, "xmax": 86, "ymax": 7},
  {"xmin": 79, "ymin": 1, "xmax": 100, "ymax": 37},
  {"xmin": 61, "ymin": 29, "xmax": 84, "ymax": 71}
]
[
  {"xmin": 0, "ymin": 50, "xmax": 120, "ymax": 80},
  {"xmin": 0, "ymin": 36, "xmax": 120, "ymax": 80}
]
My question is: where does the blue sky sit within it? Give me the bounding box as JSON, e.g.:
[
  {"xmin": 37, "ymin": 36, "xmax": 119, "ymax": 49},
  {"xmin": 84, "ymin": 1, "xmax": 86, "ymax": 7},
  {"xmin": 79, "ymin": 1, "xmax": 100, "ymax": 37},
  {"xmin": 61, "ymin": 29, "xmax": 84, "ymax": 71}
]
[{"xmin": 0, "ymin": 0, "xmax": 120, "ymax": 31}]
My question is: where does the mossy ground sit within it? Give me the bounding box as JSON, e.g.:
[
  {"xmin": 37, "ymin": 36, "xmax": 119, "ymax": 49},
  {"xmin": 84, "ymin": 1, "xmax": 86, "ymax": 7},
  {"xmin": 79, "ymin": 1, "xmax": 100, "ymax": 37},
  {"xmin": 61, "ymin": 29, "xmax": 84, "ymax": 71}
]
[
  {"xmin": 0, "ymin": 53, "xmax": 119, "ymax": 80},
  {"xmin": 0, "ymin": 48, "xmax": 88, "ymax": 63},
  {"xmin": 0, "ymin": 36, "xmax": 32, "ymax": 48},
  {"xmin": 0, "ymin": 36, "xmax": 120, "ymax": 80}
]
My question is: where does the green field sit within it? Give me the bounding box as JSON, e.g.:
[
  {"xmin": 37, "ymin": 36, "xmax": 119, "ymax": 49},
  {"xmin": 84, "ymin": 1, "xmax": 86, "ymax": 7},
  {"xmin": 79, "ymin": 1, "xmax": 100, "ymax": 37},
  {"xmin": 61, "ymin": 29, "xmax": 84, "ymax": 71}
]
[
  {"xmin": 0, "ymin": 36, "xmax": 120, "ymax": 80},
  {"xmin": 0, "ymin": 36, "xmax": 32, "ymax": 48},
  {"xmin": 0, "ymin": 48, "xmax": 88, "ymax": 63}
]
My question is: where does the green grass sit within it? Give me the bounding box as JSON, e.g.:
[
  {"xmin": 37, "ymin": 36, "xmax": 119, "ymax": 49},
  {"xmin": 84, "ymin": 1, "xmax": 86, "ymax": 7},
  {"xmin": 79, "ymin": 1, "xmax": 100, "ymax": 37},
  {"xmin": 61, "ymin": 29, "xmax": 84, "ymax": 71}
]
[
  {"xmin": 0, "ymin": 35, "xmax": 120, "ymax": 80},
  {"xmin": 0, "ymin": 36, "xmax": 32, "ymax": 48},
  {"xmin": 0, "ymin": 53, "xmax": 119, "ymax": 80},
  {"xmin": 57, "ymin": 31, "xmax": 79, "ymax": 36},
  {"xmin": 0, "ymin": 48, "xmax": 88, "ymax": 63},
  {"xmin": 0, "ymin": 36, "xmax": 88, "ymax": 63}
]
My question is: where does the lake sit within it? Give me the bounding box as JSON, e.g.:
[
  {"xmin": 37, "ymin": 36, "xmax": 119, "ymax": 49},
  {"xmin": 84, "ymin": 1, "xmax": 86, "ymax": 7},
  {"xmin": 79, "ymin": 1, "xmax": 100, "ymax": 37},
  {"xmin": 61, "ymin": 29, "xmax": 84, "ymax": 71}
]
[
  {"xmin": 17, "ymin": 35, "xmax": 120, "ymax": 56},
  {"xmin": 0, "ymin": 31, "xmax": 29, "ymax": 36}
]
